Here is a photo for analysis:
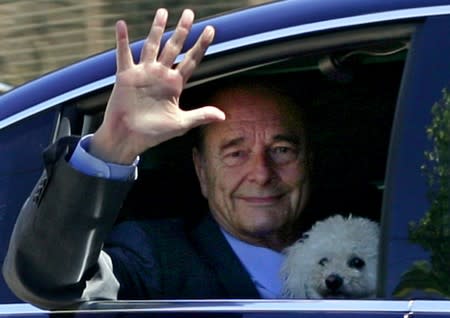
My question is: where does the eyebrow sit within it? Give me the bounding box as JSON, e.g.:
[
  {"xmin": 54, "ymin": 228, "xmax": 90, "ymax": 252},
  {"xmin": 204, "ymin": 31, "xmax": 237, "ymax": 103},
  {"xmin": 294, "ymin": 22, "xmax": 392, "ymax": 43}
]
[
  {"xmin": 219, "ymin": 134, "xmax": 302, "ymax": 153},
  {"xmin": 273, "ymin": 134, "xmax": 302, "ymax": 146},
  {"xmin": 219, "ymin": 137, "xmax": 245, "ymax": 153}
]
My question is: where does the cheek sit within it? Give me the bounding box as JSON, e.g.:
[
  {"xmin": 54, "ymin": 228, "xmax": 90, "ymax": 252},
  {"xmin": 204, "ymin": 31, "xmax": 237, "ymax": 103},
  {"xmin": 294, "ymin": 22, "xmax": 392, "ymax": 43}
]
[
  {"xmin": 205, "ymin": 164, "xmax": 237, "ymax": 202},
  {"xmin": 280, "ymin": 162, "xmax": 308, "ymax": 188},
  {"xmin": 210, "ymin": 162, "xmax": 245, "ymax": 188},
  {"xmin": 281, "ymin": 163, "xmax": 310, "ymax": 211}
]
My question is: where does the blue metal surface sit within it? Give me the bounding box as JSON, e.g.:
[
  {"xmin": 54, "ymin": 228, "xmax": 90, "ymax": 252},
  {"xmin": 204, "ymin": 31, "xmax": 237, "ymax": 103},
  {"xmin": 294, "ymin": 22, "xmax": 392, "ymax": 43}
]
[
  {"xmin": 1, "ymin": 0, "xmax": 449, "ymax": 122},
  {"xmin": 0, "ymin": 300, "xmax": 448, "ymax": 317},
  {"xmin": 381, "ymin": 14, "xmax": 450, "ymax": 297},
  {"xmin": 0, "ymin": 299, "xmax": 414, "ymax": 317},
  {"xmin": 0, "ymin": 0, "xmax": 449, "ymax": 315},
  {"xmin": 2, "ymin": 4, "xmax": 450, "ymax": 132},
  {"xmin": 0, "ymin": 110, "xmax": 57, "ymax": 304}
]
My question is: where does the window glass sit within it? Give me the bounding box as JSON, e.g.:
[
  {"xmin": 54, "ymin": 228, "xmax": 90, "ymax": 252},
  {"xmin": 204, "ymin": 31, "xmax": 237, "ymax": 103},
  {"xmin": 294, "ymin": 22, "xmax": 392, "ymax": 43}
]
[
  {"xmin": 380, "ymin": 15, "xmax": 450, "ymax": 300},
  {"xmin": 393, "ymin": 89, "xmax": 450, "ymax": 299}
]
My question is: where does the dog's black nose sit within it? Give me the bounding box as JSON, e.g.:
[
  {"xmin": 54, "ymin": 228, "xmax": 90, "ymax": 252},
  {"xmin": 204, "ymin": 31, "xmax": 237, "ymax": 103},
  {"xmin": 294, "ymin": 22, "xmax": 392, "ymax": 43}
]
[{"xmin": 325, "ymin": 274, "xmax": 343, "ymax": 291}]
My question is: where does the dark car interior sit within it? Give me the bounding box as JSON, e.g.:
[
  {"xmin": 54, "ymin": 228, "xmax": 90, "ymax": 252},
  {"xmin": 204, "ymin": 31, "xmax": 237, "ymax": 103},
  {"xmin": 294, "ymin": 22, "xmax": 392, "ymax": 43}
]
[{"xmin": 67, "ymin": 32, "xmax": 408, "ymax": 234}]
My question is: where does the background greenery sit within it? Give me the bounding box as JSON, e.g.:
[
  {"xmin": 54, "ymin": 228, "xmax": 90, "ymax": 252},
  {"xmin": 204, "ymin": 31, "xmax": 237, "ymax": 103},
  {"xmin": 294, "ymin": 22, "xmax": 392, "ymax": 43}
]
[{"xmin": 394, "ymin": 89, "xmax": 450, "ymax": 299}]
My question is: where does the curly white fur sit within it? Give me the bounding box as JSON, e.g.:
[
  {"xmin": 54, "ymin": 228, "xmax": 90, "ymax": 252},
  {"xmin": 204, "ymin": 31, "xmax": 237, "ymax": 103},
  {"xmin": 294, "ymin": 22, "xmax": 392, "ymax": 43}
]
[{"xmin": 280, "ymin": 215, "xmax": 379, "ymax": 299}]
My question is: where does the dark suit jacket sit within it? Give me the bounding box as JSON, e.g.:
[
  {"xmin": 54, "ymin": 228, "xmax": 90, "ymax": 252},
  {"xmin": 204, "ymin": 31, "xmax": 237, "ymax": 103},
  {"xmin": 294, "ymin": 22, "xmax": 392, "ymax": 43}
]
[
  {"xmin": 2, "ymin": 137, "xmax": 259, "ymax": 310},
  {"xmin": 106, "ymin": 216, "xmax": 259, "ymax": 300}
]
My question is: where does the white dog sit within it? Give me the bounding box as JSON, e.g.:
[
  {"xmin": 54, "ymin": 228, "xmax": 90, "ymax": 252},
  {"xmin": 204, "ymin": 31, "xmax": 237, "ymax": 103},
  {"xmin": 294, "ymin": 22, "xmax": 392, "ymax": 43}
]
[{"xmin": 280, "ymin": 215, "xmax": 379, "ymax": 299}]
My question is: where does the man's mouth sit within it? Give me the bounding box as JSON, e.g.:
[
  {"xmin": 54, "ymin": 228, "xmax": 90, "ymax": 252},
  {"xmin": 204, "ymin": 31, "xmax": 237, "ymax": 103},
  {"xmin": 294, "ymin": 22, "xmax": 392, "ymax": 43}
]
[{"xmin": 237, "ymin": 194, "xmax": 284, "ymax": 205}]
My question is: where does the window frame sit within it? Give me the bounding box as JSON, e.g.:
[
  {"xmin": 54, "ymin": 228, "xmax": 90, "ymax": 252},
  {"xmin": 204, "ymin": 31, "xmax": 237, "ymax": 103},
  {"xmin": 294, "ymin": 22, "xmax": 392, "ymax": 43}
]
[{"xmin": 379, "ymin": 13, "xmax": 450, "ymax": 299}]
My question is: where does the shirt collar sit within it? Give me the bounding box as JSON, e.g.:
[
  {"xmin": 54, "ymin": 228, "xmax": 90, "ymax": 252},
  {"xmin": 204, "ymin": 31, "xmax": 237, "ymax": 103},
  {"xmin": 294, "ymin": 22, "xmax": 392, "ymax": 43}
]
[{"xmin": 221, "ymin": 228, "xmax": 285, "ymax": 298}]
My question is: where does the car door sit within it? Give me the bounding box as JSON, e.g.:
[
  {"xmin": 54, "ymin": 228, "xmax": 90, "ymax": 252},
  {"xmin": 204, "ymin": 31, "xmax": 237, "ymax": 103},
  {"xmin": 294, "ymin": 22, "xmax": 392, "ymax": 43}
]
[
  {"xmin": 0, "ymin": 108, "xmax": 58, "ymax": 303},
  {"xmin": 0, "ymin": 1, "xmax": 449, "ymax": 317},
  {"xmin": 380, "ymin": 13, "xmax": 450, "ymax": 300}
]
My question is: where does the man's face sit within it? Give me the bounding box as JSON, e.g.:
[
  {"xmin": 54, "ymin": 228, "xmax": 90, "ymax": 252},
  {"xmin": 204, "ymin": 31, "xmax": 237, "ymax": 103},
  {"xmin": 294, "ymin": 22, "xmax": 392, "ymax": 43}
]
[{"xmin": 193, "ymin": 87, "xmax": 310, "ymax": 250}]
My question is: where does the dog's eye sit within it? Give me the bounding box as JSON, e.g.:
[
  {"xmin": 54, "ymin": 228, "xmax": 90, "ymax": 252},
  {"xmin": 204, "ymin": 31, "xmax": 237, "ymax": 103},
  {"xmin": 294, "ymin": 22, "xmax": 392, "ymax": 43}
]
[
  {"xmin": 348, "ymin": 257, "xmax": 365, "ymax": 269},
  {"xmin": 318, "ymin": 258, "xmax": 329, "ymax": 266},
  {"xmin": 298, "ymin": 233, "xmax": 309, "ymax": 243}
]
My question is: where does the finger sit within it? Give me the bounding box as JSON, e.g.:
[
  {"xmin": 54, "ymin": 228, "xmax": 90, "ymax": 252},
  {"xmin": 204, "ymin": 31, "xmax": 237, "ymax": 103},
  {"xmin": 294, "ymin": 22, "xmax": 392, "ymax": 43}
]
[
  {"xmin": 158, "ymin": 9, "xmax": 194, "ymax": 67},
  {"xmin": 181, "ymin": 106, "xmax": 226, "ymax": 129},
  {"xmin": 115, "ymin": 20, "xmax": 134, "ymax": 71},
  {"xmin": 140, "ymin": 8, "xmax": 168, "ymax": 62},
  {"xmin": 178, "ymin": 25, "xmax": 215, "ymax": 83}
]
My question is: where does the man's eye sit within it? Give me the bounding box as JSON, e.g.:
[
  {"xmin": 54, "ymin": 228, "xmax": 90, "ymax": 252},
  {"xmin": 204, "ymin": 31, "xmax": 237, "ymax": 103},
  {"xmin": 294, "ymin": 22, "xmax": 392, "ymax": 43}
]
[
  {"xmin": 222, "ymin": 150, "xmax": 248, "ymax": 166},
  {"xmin": 273, "ymin": 147, "xmax": 290, "ymax": 154},
  {"xmin": 230, "ymin": 151, "xmax": 244, "ymax": 157},
  {"xmin": 270, "ymin": 146, "xmax": 297, "ymax": 164}
]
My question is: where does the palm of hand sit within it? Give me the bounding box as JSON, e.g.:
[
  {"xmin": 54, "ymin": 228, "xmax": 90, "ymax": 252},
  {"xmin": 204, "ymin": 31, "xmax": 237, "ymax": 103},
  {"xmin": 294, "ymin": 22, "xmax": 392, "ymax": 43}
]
[
  {"xmin": 93, "ymin": 9, "xmax": 225, "ymax": 164},
  {"xmin": 108, "ymin": 62, "xmax": 186, "ymax": 146}
]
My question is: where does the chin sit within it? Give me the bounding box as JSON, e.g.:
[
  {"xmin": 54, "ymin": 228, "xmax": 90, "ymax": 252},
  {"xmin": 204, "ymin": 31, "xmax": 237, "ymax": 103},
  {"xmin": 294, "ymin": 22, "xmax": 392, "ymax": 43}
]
[{"xmin": 240, "ymin": 218, "xmax": 284, "ymax": 240}]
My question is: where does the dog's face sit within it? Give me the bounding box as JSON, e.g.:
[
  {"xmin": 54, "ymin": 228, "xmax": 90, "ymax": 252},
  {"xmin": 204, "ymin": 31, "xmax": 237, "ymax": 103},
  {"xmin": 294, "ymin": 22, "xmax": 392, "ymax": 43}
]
[
  {"xmin": 281, "ymin": 215, "xmax": 379, "ymax": 299},
  {"xmin": 306, "ymin": 250, "xmax": 376, "ymax": 299}
]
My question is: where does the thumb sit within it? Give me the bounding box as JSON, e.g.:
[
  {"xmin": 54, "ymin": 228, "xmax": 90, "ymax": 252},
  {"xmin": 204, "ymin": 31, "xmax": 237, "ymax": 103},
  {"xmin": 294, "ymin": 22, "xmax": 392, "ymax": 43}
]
[{"xmin": 182, "ymin": 106, "xmax": 226, "ymax": 129}]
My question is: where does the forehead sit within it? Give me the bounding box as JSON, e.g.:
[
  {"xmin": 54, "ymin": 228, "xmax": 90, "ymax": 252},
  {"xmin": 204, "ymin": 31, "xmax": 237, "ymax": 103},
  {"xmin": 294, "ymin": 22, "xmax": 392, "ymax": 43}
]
[
  {"xmin": 212, "ymin": 86, "xmax": 300, "ymax": 119},
  {"xmin": 203, "ymin": 86, "xmax": 305, "ymax": 143}
]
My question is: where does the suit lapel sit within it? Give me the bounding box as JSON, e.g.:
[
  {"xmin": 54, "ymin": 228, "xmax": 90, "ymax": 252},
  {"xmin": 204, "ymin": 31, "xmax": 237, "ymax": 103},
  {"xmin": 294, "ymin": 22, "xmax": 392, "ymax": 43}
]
[{"xmin": 189, "ymin": 215, "xmax": 260, "ymax": 299}]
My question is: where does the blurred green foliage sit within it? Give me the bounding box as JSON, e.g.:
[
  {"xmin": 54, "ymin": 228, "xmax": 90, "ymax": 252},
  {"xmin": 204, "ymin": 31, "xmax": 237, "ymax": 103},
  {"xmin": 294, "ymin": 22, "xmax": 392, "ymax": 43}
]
[{"xmin": 394, "ymin": 88, "xmax": 450, "ymax": 299}]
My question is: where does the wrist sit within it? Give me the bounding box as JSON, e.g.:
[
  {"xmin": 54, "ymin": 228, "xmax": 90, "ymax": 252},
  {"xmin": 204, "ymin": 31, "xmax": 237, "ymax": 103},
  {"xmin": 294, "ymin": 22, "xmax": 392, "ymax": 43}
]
[{"xmin": 91, "ymin": 126, "xmax": 139, "ymax": 165}]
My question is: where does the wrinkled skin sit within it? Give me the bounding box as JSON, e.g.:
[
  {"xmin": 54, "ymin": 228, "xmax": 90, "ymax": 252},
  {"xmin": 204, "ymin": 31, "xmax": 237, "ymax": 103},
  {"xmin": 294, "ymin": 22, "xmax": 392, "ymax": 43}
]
[{"xmin": 193, "ymin": 86, "xmax": 310, "ymax": 251}]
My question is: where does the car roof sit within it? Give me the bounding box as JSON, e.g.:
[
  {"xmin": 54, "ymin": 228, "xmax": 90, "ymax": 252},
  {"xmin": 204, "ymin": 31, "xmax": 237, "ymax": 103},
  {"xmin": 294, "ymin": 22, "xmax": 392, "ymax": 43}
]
[{"xmin": 0, "ymin": 0, "xmax": 449, "ymax": 124}]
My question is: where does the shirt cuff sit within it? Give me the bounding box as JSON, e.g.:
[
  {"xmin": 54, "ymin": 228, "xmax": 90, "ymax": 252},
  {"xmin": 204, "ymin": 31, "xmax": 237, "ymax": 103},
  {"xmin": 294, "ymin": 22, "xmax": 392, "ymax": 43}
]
[{"xmin": 69, "ymin": 134, "xmax": 139, "ymax": 181}]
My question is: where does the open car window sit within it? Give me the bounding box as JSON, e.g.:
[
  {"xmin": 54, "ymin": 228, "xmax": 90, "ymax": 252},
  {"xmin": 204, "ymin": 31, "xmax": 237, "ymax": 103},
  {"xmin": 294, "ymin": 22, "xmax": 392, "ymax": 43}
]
[{"xmin": 67, "ymin": 20, "xmax": 413, "ymax": 301}]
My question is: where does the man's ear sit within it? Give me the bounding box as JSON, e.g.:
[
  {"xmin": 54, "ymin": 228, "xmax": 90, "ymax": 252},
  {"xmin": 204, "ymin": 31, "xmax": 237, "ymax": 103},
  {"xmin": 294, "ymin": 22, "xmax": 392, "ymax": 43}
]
[{"xmin": 192, "ymin": 148, "xmax": 208, "ymax": 198}]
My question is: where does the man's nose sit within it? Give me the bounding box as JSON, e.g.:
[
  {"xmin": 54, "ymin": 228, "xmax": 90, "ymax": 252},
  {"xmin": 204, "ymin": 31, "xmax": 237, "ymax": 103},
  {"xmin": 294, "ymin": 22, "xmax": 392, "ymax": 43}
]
[{"xmin": 247, "ymin": 152, "xmax": 276, "ymax": 185}]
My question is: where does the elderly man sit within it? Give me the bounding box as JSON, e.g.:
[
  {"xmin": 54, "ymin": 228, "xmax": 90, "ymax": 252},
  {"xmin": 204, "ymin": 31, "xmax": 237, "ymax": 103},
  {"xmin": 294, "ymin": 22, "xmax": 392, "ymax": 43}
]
[{"xmin": 3, "ymin": 9, "xmax": 310, "ymax": 309}]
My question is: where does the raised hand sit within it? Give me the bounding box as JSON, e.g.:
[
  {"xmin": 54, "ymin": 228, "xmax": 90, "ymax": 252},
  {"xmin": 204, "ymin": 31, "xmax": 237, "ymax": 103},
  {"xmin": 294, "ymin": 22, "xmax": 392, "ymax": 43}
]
[{"xmin": 91, "ymin": 9, "xmax": 225, "ymax": 164}]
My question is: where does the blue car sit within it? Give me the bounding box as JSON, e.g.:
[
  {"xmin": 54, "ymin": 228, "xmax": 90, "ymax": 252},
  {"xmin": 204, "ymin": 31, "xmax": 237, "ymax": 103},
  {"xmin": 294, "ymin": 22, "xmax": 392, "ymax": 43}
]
[{"xmin": 0, "ymin": 0, "xmax": 449, "ymax": 316}]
